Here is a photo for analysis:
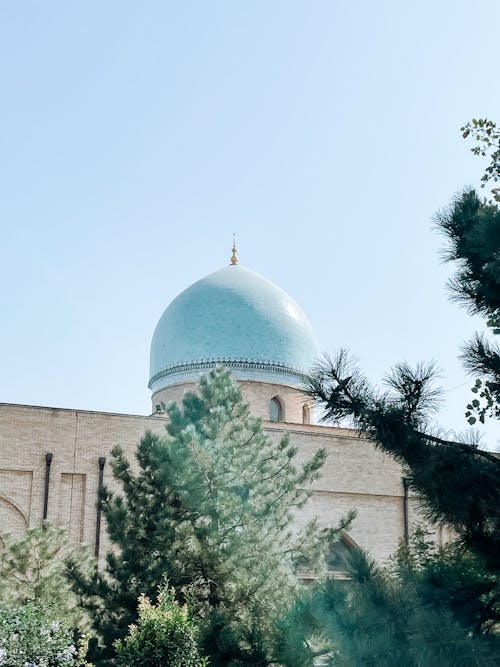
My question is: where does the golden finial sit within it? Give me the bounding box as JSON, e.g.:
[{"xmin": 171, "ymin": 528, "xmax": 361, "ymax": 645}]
[{"xmin": 230, "ymin": 233, "xmax": 238, "ymax": 265}]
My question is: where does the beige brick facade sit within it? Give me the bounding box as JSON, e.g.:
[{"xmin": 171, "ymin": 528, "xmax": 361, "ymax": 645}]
[
  {"xmin": 0, "ymin": 398, "xmax": 437, "ymax": 563},
  {"xmin": 153, "ymin": 380, "xmax": 313, "ymax": 424}
]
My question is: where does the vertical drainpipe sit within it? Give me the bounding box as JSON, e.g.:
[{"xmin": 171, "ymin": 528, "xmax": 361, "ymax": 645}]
[
  {"xmin": 43, "ymin": 452, "xmax": 53, "ymax": 521},
  {"xmin": 403, "ymin": 477, "xmax": 410, "ymax": 544},
  {"xmin": 94, "ymin": 456, "xmax": 106, "ymax": 560}
]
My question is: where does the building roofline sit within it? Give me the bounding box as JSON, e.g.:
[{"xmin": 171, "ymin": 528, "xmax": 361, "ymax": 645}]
[
  {"xmin": 0, "ymin": 402, "xmax": 166, "ymax": 421},
  {"xmin": 0, "ymin": 402, "xmax": 359, "ymax": 436}
]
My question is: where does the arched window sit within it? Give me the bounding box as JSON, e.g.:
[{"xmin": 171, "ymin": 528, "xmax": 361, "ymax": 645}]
[
  {"xmin": 302, "ymin": 404, "xmax": 311, "ymax": 425},
  {"xmin": 269, "ymin": 396, "xmax": 283, "ymax": 422},
  {"xmin": 327, "ymin": 534, "xmax": 359, "ymax": 576}
]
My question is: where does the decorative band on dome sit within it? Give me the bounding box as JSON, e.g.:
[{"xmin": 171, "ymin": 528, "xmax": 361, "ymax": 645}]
[{"xmin": 148, "ymin": 359, "xmax": 309, "ymax": 391}]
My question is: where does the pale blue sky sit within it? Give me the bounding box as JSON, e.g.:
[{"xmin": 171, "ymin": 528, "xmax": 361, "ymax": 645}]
[{"xmin": 0, "ymin": 1, "xmax": 498, "ymax": 445}]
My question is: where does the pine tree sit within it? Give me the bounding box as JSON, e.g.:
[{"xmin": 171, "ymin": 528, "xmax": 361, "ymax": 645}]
[
  {"xmin": 292, "ymin": 542, "xmax": 499, "ymax": 666},
  {"xmin": 68, "ymin": 368, "xmax": 346, "ymax": 665},
  {"xmin": 305, "ymin": 348, "xmax": 500, "ymax": 572},
  {"xmin": 436, "ymin": 188, "xmax": 500, "ymax": 425},
  {"xmin": 0, "ymin": 522, "xmax": 92, "ymax": 631},
  {"xmin": 303, "ymin": 123, "xmax": 500, "ymax": 653},
  {"xmin": 305, "ymin": 179, "xmax": 499, "ymax": 605}
]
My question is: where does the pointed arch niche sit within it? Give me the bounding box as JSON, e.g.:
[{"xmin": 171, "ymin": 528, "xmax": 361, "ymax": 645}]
[
  {"xmin": 0, "ymin": 496, "xmax": 28, "ymax": 542},
  {"xmin": 269, "ymin": 395, "xmax": 284, "ymax": 422}
]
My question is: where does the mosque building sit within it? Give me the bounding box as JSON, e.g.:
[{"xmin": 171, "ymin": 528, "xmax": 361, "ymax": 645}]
[{"xmin": 0, "ymin": 246, "xmax": 443, "ymax": 566}]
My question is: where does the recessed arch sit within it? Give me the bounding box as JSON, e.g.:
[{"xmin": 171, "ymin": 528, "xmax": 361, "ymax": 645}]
[
  {"xmin": 0, "ymin": 496, "xmax": 28, "ymax": 543},
  {"xmin": 327, "ymin": 533, "xmax": 360, "ymax": 574},
  {"xmin": 269, "ymin": 395, "xmax": 285, "ymax": 422}
]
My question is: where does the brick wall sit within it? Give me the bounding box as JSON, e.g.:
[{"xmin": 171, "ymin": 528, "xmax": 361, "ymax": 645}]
[{"xmin": 0, "ymin": 403, "xmax": 434, "ymax": 562}]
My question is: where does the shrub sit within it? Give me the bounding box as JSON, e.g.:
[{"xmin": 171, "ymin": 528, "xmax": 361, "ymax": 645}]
[
  {"xmin": 115, "ymin": 582, "xmax": 207, "ymax": 667},
  {"xmin": 0, "ymin": 602, "xmax": 91, "ymax": 666}
]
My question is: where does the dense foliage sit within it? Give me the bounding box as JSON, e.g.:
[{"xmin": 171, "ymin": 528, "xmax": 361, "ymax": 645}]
[
  {"xmin": 115, "ymin": 580, "xmax": 207, "ymax": 667},
  {"xmin": 68, "ymin": 368, "xmax": 347, "ymax": 664},
  {"xmin": 291, "ymin": 533, "xmax": 498, "ymax": 666},
  {"xmin": 0, "ymin": 603, "xmax": 91, "ymax": 667}
]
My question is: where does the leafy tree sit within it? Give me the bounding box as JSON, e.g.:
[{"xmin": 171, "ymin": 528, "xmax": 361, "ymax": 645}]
[
  {"xmin": 461, "ymin": 118, "xmax": 500, "ymax": 202},
  {"xmin": 68, "ymin": 368, "xmax": 347, "ymax": 665},
  {"xmin": 114, "ymin": 580, "xmax": 207, "ymax": 667},
  {"xmin": 0, "ymin": 523, "xmax": 92, "ymax": 631}
]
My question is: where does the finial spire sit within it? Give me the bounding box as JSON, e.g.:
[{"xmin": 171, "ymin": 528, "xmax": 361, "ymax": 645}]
[{"xmin": 230, "ymin": 233, "xmax": 238, "ymax": 265}]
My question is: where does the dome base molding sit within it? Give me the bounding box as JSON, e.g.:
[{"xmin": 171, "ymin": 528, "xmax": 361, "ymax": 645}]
[{"xmin": 149, "ymin": 360, "xmax": 308, "ymax": 394}]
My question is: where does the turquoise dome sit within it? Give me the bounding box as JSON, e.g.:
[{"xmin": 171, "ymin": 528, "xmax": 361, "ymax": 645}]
[{"xmin": 149, "ymin": 264, "xmax": 318, "ymax": 392}]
